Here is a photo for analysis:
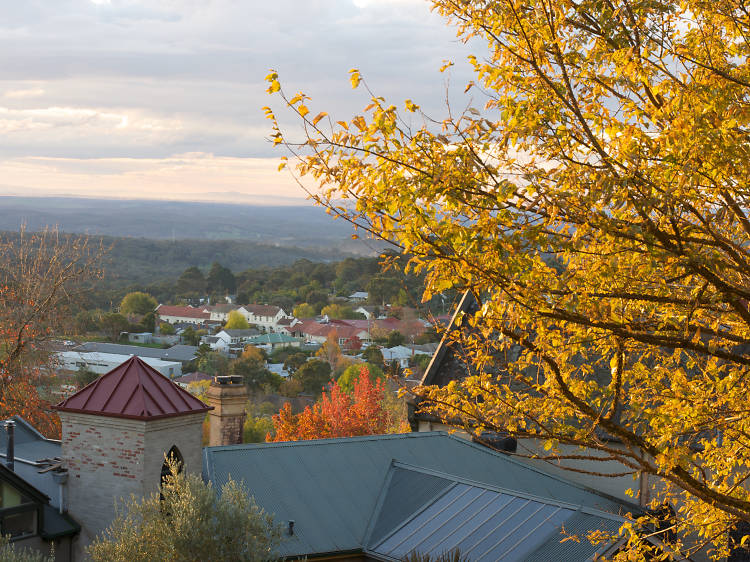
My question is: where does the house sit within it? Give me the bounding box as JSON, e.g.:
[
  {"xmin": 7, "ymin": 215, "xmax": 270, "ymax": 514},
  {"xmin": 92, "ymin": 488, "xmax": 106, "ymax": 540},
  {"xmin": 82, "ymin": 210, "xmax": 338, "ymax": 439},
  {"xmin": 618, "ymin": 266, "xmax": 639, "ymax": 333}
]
[
  {"xmin": 274, "ymin": 316, "xmax": 299, "ymax": 336},
  {"xmin": 55, "ymin": 351, "xmax": 183, "ymax": 378},
  {"xmin": 348, "ymin": 291, "xmax": 369, "ymax": 302},
  {"xmin": 354, "ymin": 305, "xmax": 379, "ymax": 319},
  {"xmin": 244, "ymin": 332, "xmax": 302, "ymax": 351},
  {"xmin": 381, "ymin": 344, "xmax": 431, "ymax": 368},
  {"xmin": 203, "ymin": 432, "xmax": 642, "ymax": 560},
  {"xmin": 127, "ymin": 332, "xmax": 153, "ymax": 344},
  {"xmin": 211, "ymin": 329, "xmax": 261, "ymax": 354},
  {"xmin": 155, "ymin": 304, "xmax": 211, "ymax": 325},
  {"xmin": 201, "ymin": 303, "xmax": 240, "ymax": 323},
  {"xmin": 237, "ymin": 304, "xmax": 289, "ymax": 333},
  {"xmin": 0, "ymin": 443, "xmax": 79, "ymax": 561}
]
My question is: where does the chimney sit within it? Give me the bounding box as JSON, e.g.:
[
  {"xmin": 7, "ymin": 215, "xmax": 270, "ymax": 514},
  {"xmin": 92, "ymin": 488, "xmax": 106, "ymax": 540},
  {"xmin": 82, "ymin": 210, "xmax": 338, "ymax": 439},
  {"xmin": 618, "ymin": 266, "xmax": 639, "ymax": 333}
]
[
  {"xmin": 5, "ymin": 420, "xmax": 15, "ymax": 471},
  {"xmin": 206, "ymin": 376, "xmax": 248, "ymax": 446}
]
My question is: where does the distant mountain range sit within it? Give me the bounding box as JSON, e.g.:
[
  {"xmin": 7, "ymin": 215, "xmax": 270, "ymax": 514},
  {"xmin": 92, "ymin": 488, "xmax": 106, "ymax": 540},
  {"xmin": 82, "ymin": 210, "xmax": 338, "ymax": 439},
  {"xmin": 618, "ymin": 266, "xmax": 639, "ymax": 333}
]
[{"xmin": 0, "ymin": 196, "xmax": 379, "ymax": 254}]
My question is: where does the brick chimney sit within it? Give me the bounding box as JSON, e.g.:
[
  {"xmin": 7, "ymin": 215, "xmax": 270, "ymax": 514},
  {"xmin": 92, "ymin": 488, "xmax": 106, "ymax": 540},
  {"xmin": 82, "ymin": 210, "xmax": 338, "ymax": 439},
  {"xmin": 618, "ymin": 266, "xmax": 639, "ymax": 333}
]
[{"xmin": 206, "ymin": 376, "xmax": 248, "ymax": 446}]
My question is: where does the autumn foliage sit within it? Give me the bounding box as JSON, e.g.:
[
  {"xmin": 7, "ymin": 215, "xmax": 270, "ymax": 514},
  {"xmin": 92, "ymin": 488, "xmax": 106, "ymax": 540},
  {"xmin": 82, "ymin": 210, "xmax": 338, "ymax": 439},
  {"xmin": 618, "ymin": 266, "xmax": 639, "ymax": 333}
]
[
  {"xmin": 268, "ymin": 367, "xmax": 405, "ymax": 441},
  {"xmin": 0, "ymin": 228, "xmax": 104, "ymax": 438}
]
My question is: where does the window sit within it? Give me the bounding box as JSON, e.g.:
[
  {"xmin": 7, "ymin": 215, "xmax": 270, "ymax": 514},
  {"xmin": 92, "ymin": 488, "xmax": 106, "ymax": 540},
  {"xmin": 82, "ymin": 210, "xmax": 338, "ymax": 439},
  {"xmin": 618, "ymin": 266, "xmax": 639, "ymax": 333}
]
[{"xmin": 0, "ymin": 481, "xmax": 38, "ymax": 539}]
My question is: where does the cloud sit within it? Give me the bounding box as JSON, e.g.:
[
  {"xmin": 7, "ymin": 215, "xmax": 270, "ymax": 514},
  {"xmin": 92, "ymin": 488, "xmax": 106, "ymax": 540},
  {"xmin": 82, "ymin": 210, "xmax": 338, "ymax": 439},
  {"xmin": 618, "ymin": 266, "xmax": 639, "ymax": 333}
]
[
  {"xmin": 4, "ymin": 87, "xmax": 45, "ymax": 99},
  {"xmin": 0, "ymin": 0, "xmax": 478, "ymax": 201},
  {"xmin": 0, "ymin": 153, "xmax": 307, "ymax": 203}
]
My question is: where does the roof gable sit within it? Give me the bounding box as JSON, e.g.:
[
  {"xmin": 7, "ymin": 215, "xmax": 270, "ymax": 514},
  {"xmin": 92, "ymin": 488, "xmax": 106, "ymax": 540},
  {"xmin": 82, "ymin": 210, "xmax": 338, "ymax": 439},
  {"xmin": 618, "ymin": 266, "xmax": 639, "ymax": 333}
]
[
  {"xmin": 54, "ymin": 356, "xmax": 211, "ymax": 420},
  {"xmin": 365, "ymin": 463, "xmax": 624, "ymax": 561}
]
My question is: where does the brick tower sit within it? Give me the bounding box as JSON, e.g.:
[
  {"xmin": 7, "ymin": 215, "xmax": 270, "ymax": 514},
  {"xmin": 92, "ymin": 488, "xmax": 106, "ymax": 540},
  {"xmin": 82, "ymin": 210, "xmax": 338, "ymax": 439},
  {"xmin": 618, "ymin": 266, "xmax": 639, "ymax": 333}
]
[
  {"xmin": 53, "ymin": 356, "xmax": 211, "ymax": 550},
  {"xmin": 206, "ymin": 375, "xmax": 248, "ymax": 446}
]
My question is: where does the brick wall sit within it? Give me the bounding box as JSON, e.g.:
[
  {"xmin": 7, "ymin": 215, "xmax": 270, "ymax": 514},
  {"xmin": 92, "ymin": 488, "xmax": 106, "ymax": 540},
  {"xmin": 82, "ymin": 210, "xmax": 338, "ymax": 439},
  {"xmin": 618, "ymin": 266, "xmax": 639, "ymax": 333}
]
[{"xmin": 59, "ymin": 411, "xmax": 204, "ymax": 554}]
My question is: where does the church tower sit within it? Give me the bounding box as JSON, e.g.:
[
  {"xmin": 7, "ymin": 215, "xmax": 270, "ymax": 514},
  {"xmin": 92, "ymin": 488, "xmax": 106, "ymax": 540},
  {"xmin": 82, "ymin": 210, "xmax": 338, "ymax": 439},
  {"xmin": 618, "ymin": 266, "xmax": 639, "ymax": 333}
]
[{"xmin": 53, "ymin": 356, "xmax": 211, "ymax": 549}]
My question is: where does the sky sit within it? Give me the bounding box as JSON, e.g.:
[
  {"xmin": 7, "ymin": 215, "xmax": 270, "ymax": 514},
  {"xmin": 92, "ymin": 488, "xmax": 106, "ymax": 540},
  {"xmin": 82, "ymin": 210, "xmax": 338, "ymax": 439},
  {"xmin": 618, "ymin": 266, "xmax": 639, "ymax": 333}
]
[{"xmin": 0, "ymin": 0, "xmax": 475, "ymax": 204}]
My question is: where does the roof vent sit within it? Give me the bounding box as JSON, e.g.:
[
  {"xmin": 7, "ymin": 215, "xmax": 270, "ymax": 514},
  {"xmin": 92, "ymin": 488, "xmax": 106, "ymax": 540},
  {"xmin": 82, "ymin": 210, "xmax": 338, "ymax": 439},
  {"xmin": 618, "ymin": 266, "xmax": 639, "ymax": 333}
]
[
  {"xmin": 4, "ymin": 420, "xmax": 15, "ymax": 471},
  {"xmin": 288, "ymin": 520, "xmax": 295, "ymax": 536}
]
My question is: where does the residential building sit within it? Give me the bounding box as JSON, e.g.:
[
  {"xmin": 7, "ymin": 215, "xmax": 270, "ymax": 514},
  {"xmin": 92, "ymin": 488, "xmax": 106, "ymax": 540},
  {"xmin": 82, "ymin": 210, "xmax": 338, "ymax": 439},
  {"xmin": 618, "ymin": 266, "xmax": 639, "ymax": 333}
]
[
  {"xmin": 56, "ymin": 351, "xmax": 182, "ymax": 378},
  {"xmin": 210, "ymin": 329, "xmax": 261, "ymax": 354},
  {"xmin": 73, "ymin": 342, "xmax": 197, "ymax": 366},
  {"xmin": 155, "ymin": 304, "xmax": 211, "ymax": 325},
  {"xmin": 237, "ymin": 304, "xmax": 289, "ymax": 333}
]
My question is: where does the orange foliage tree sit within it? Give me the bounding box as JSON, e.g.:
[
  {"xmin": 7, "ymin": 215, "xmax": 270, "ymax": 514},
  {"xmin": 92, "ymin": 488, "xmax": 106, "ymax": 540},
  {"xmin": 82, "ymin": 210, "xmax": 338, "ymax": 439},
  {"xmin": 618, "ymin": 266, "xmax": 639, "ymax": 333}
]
[
  {"xmin": 268, "ymin": 367, "xmax": 406, "ymax": 441},
  {"xmin": 0, "ymin": 228, "xmax": 104, "ymax": 438}
]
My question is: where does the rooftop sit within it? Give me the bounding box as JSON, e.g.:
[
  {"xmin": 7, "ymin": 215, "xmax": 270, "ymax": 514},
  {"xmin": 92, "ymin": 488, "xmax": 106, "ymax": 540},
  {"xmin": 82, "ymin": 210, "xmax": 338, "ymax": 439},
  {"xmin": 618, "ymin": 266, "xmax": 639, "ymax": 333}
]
[
  {"xmin": 156, "ymin": 305, "xmax": 210, "ymax": 320},
  {"xmin": 54, "ymin": 356, "xmax": 211, "ymax": 420},
  {"xmin": 203, "ymin": 432, "xmax": 635, "ymax": 559}
]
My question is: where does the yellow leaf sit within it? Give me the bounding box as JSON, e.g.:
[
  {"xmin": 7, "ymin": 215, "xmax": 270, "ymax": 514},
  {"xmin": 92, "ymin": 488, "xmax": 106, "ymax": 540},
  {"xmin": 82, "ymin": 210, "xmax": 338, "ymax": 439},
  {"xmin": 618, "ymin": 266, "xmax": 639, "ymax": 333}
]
[
  {"xmin": 350, "ymin": 69, "xmax": 361, "ymax": 89},
  {"xmin": 299, "ymin": 105, "xmax": 309, "ymax": 117},
  {"xmin": 312, "ymin": 112, "xmax": 328, "ymax": 126},
  {"xmin": 267, "ymin": 80, "xmax": 281, "ymax": 94}
]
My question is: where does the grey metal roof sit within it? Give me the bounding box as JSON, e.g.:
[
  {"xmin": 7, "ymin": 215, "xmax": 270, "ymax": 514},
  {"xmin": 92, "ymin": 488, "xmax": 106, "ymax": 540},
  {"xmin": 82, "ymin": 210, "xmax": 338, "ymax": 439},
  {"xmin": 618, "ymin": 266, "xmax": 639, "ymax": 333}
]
[
  {"xmin": 0, "ymin": 417, "xmax": 62, "ymax": 506},
  {"xmin": 73, "ymin": 342, "xmax": 197, "ymax": 362},
  {"xmin": 365, "ymin": 464, "xmax": 624, "ymax": 561},
  {"xmin": 203, "ymin": 432, "xmax": 634, "ymax": 558}
]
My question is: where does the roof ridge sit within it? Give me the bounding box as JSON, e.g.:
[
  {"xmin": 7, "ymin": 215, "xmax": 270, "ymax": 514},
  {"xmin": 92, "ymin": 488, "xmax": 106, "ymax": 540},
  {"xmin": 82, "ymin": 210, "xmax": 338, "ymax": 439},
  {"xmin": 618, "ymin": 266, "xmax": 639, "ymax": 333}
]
[{"xmin": 387, "ymin": 461, "xmax": 628, "ymax": 521}]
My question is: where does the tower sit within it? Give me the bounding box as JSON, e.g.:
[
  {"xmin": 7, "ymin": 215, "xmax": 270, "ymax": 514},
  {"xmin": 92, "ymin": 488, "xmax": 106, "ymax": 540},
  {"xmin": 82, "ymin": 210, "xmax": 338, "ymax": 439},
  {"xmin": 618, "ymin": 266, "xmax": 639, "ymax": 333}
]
[{"xmin": 53, "ymin": 356, "xmax": 211, "ymax": 549}]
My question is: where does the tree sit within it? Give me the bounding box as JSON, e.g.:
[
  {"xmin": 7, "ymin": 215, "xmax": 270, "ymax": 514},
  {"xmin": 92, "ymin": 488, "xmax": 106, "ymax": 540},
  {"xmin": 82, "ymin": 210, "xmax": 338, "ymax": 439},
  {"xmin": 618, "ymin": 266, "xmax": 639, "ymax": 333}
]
[
  {"xmin": 88, "ymin": 460, "xmax": 281, "ymax": 562},
  {"xmin": 293, "ymin": 359, "xmax": 332, "ymax": 395},
  {"xmin": 158, "ymin": 321, "xmax": 176, "ymax": 336},
  {"xmin": 283, "ymin": 352, "xmax": 308, "ymax": 374},
  {"xmin": 320, "ymin": 303, "xmax": 359, "ymax": 320},
  {"xmin": 315, "ymin": 332, "xmax": 344, "ymax": 372},
  {"xmin": 230, "ymin": 356, "xmax": 281, "ymax": 394},
  {"xmin": 198, "ymin": 352, "xmax": 229, "ymax": 377},
  {"xmin": 269, "ymin": 368, "xmax": 407, "ymax": 441},
  {"xmin": 362, "ymin": 345, "xmax": 384, "ymax": 366},
  {"xmin": 181, "ymin": 326, "xmax": 199, "ymax": 346},
  {"xmin": 292, "ymin": 302, "xmax": 316, "ymax": 318},
  {"xmin": 225, "ymin": 310, "xmax": 250, "ymax": 330},
  {"xmin": 75, "ymin": 366, "xmax": 99, "ymax": 389},
  {"xmin": 206, "ymin": 262, "xmax": 236, "ymax": 295},
  {"xmin": 337, "ymin": 362, "xmax": 384, "ymax": 394},
  {"xmin": 266, "ymin": 0, "xmax": 750, "ymax": 555},
  {"xmin": 0, "ymin": 228, "xmax": 103, "ymax": 438},
  {"xmin": 176, "ymin": 266, "xmax": 206, "ymax": 297},
  {"xmin": 119, "ymin": 291, "xmax": 157, "ymax": 316},
  {"xmin": 98, "ymin": 312, "xmax": 129, "ymax": 342},
  {"xmin": 385, "ymin": 330, "xmax": 404, "ymax": 348}
]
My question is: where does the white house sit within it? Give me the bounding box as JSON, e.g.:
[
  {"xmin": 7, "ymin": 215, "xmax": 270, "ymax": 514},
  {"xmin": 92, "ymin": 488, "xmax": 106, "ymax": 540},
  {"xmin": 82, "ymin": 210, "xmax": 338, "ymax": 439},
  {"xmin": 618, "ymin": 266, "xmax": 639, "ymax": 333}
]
[
  {"xmin": 382, "ymin": 345, "xmax": 431, "ymax": 368},
  {"xmin": 211, "ymin": 329, "xmax": 260, "ymax": 354},
  {"xmin": 237, "ymin": 304, "xmax": 289, "ymax": 332},
  {"xmin": 202, "ymin": 303, "xmax": 240, "ymax": 323}
]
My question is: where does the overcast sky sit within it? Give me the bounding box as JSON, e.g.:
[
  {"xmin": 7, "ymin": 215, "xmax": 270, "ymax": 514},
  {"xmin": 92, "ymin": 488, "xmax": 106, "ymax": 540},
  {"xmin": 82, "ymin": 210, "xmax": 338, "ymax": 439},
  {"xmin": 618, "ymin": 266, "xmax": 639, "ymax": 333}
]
[{"xmin": 0, "ymin": 0, "xmax": 475, "ymax": 204}]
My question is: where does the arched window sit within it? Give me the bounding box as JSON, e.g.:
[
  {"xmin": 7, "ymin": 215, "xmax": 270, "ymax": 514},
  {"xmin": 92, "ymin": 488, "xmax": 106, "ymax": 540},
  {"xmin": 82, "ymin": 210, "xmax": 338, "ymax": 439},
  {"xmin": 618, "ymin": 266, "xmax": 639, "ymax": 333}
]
[{"xmin": 160, "ymin": 445, "xmax": 183, "ymax": 486}]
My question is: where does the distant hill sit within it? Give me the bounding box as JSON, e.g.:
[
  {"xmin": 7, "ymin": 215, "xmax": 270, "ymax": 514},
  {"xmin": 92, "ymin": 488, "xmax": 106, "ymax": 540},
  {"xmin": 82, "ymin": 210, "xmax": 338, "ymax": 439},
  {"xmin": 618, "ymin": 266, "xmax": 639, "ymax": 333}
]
[{"xmin": 0, "ymin": 196, "xmax": 376, "ymax": 253}]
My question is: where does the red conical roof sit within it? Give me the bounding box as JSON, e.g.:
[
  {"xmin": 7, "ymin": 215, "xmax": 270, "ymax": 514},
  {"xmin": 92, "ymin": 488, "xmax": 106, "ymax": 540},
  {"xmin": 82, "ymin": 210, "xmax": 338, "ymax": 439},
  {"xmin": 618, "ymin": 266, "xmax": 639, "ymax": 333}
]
[{"xmin": 54, "ymin": 356, "xmax": 212, "ymax": 420}]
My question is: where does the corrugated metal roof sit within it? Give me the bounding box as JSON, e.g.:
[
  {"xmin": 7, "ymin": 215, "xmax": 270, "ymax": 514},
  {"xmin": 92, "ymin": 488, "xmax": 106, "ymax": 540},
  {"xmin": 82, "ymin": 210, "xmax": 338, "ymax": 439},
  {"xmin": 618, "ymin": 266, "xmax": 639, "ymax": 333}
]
[
  {"xmin": 524, "ymin": 512, "xmax": 623, "ymax": 561},
  {"xmin": 366, "ymin": 465, "xmax": 626, "ymax": 561},
  {"xmin": 203, "ymin": 432, "xmax": 633, "ymax": 558},
  {"xmin": 54, "ymin": 356, "xmax": 211, "ymax": 420}
]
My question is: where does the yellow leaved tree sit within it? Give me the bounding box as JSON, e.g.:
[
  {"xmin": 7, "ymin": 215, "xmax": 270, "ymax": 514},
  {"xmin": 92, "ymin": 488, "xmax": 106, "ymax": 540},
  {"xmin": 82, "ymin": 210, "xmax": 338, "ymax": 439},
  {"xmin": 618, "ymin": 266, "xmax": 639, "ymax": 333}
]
[{"xmin": 266, "ymin": 0, "xmax": 750, "ymax": 558}]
